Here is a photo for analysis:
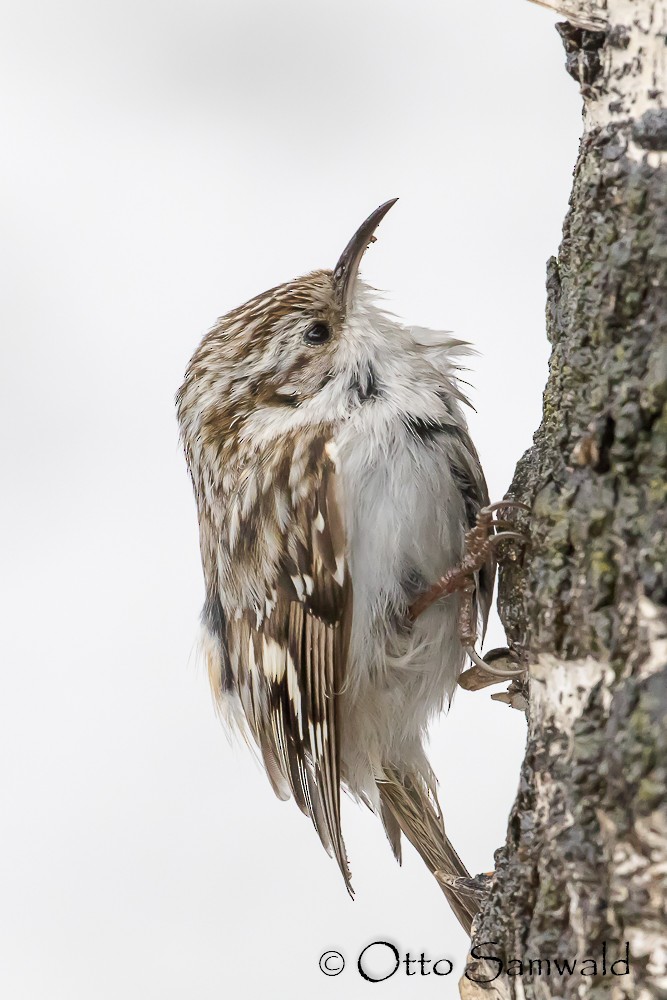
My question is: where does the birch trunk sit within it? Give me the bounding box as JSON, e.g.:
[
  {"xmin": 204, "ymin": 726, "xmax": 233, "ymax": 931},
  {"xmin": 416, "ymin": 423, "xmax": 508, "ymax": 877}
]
[{"xmin": 461, "ymin": 3, "xmax": 667, "ymax": 998}]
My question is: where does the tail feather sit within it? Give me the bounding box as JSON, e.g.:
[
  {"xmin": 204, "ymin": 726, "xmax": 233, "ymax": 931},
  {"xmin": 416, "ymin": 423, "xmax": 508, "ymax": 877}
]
[
  {"xmin": 380, "ymin": 800, "xmax": 403, "ymax": 865},
  {"xmin": 377, "ymin": 768, "xmax": 479, "ymax": 934}
]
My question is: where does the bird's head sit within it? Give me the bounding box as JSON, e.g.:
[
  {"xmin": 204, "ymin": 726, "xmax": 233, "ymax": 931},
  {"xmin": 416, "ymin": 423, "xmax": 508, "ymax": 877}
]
[{"xmin": 178, "ymin": 199, "xmax": 469, "ymax": 463}]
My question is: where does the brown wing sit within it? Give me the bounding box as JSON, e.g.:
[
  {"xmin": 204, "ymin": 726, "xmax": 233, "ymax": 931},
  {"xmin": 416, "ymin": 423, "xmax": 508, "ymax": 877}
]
[
  {"xmin": 225, "ymin": 439, "xmax": 353, "ymax": 893},
  {"xmin": 444, "ymin": 424, "xmax": 495, "ymax": 636}
]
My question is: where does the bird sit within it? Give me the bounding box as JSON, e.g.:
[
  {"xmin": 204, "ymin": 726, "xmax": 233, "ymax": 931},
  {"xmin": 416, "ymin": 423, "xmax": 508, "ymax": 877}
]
[{"xmin": 176, "ymin": 199, "xmax": 496, "ymax": 933}]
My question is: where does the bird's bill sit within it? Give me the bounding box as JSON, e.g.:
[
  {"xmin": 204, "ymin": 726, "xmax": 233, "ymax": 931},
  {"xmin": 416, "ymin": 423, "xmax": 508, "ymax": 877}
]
[{"xmin": 333, "ymin": 198, "xmax": 398, "ymax": 312}]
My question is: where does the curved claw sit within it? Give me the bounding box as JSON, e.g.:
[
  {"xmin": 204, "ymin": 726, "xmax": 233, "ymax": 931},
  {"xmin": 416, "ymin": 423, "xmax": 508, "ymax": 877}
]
[
  {"xmin": 489, "ymin": 531, "xmax": 527, "ymax": 545},
  {"xmin": 465, "ymin": 645, "xmax": 527, "ymax": 678},
  {"xmin": 480, "ymin": 500, "xmax": 530, "ymax": 515}
]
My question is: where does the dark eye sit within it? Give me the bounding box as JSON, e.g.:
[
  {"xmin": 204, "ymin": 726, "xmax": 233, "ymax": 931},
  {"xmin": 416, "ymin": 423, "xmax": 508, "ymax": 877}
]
[{"xmin": 303, "ymin": 323, "xmax": 331, "ymax": 345}]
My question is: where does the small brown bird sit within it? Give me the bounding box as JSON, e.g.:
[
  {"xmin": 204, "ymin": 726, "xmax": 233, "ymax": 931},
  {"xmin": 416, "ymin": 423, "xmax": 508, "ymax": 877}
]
[{"xmin": 177, "ymin": 200, "xmax": 497, "ymax": 932}]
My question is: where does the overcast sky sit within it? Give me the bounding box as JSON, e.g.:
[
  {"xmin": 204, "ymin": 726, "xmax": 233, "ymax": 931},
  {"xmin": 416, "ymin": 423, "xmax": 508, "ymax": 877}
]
[{"xmin": 0, "ymin": 2, "xmax": 581, "ymax": 997}]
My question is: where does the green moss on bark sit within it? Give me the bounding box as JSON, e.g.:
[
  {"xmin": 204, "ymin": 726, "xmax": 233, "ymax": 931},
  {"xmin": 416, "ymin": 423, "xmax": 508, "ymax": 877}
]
[{"xmin": 470, "ymin": 107, "xmax": 667, "ymax": 1000}]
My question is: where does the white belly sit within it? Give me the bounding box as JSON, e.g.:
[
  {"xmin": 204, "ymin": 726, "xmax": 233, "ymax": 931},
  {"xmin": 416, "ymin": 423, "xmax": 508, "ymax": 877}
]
[{"xmin": 334, "ymin": 409, "xmax": 468, "ymax": 797}]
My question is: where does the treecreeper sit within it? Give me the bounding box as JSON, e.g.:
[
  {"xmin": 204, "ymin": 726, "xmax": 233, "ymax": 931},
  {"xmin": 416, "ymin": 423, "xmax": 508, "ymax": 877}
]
[{"xmin": 177, "ymin": 200, "xmax": 524, "ymax": 932}]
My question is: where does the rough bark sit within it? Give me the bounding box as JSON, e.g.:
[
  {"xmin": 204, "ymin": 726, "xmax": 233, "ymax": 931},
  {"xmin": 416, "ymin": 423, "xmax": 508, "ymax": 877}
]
[{"xmin": 461, "ymin": 3, "xmax": 667, "ymax": 998}]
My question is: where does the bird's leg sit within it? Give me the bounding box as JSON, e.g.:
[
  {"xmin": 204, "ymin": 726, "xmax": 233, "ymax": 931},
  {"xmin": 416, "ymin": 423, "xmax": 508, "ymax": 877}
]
[
  {"xmin": 408, "ymin": 501, "xmax": 529, "ymax": 624},
  {"xmin": 457, "ymin": 579, "xmax": 477, "ymax": 647},
  {"xmin": 407, "ymin": 509, "xmax": 497, "ymax": 623},
  {"xmin": 409, "ymin": 500, "xmax": 529, "ymax": 682}
]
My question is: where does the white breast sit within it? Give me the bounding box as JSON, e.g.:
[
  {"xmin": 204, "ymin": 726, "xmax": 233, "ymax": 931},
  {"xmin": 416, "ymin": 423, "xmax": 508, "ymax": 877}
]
[
  {"xmin": 334, "ymin": 403, "xmax": 469, "ymax": 795},
  {"xmin": 336, "ymin": 402, "xmax": 467, "ymax": 687}
]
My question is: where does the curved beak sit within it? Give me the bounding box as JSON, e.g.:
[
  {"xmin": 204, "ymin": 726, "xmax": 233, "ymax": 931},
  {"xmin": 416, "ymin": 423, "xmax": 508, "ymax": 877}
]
[{"xmin": 333, "ymin": 198, "xmax": 398, "ymax": 313}]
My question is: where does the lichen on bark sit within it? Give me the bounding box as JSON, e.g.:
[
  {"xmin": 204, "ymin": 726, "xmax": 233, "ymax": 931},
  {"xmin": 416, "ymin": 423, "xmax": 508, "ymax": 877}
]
[{"xmin": 461, "ymin": 12, "xmax": 667, "ymax": 1000}]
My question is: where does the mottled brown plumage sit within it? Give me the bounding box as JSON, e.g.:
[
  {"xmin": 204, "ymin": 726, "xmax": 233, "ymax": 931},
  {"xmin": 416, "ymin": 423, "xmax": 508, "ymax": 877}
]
[{"xmin": 177, "ymin": 201, "xmax": 494, "ymax": 931}]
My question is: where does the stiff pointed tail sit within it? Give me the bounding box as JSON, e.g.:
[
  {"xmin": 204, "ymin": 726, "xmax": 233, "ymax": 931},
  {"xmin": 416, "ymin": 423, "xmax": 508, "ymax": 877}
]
[{"xmin": 377, "ymin": 768, "xmax": 480, "ymax": 934}]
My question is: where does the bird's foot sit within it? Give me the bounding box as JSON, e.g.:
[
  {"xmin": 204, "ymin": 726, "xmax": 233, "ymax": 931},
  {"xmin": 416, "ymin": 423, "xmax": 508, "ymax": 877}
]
[
  {"xmin": 462, "ymin": 645, "xmax": 527, "ymax": 682},
  {"xmin": 408, "ymin": 500, "xmax": 529, "ymax": 624},
  {"xmin": 458, "ymin": 644, "xmax": 529, "ymax": 705}
]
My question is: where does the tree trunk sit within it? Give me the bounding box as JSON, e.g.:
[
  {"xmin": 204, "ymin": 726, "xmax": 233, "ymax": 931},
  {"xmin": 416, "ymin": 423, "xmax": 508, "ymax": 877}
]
[{"xmin": 461, "ymin": 3, "xmax": 667, "ymax": 998}]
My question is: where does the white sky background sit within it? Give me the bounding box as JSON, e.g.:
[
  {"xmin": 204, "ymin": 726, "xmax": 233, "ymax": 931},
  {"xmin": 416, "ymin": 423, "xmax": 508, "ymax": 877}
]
[{"xmin": 0, "ymin": 2, "xmax": 581, "ymax": 997}]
